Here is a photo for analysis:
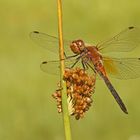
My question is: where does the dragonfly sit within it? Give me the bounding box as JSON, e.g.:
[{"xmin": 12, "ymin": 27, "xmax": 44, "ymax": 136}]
[{"xmin": 30, "ymin": 26, "xmax": 140, "ymax": 114}]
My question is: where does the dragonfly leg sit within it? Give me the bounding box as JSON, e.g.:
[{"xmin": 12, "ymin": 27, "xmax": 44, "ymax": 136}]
[
  {"xmin": 81, "ymin": 60, "xmax": 87, "ymax": 70},
  {"xmin": 69, "ymin": 57, "xmax": 80, "ymax": 68},
  {"xmin": 86, "ymin": 62, "xmax": 96, "ymax": 73},
  {"xmin": 65, "ymin": 53, "xmax": 79, "ymax": 59}
]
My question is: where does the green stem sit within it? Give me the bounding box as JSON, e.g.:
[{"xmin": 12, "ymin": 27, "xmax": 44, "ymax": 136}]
[{"xmin": 57, "ymin": 0, "xmax": 72, "ymax": 140}]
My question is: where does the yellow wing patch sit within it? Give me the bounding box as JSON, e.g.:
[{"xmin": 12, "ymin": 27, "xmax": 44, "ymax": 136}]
[{"xmin": 103, "ymin": 57, "xmax": 119, "ymax": 75}]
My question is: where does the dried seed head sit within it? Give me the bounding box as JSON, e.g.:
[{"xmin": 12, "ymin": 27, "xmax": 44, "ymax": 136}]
[{"xmin": 52, "ymin": 68, "xmax": 96, "ymax": 120}]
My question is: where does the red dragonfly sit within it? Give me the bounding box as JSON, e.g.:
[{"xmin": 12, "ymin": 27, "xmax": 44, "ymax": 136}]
[{"xmin": 30, "ymin": 26, "xmax": 140, "ymax": 114}]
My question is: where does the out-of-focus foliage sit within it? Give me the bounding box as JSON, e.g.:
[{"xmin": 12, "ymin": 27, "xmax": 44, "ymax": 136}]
[{"xmin": 0, "ymin": 0, "xmax": 140, "ymax": 140}]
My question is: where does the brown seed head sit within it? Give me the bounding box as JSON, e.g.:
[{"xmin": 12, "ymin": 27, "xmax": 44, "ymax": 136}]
[{"xmin": 52, "ymin": 67, "xmax": 96, "ymax": 120}]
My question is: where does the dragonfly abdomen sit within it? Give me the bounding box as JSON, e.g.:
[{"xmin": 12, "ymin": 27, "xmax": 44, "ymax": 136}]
[{"xmin": 97, "ymin": 69, "xmax": 128, "ymax": 114}]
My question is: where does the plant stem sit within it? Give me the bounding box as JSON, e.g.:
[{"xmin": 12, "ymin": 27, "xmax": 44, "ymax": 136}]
[{"xmin": 57, "ymin": 0, "xmax": 72, "ymax": 140}]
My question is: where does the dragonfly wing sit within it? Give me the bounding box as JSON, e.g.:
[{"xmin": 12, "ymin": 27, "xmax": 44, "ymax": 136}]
[
  {"xmin": 103, "ymin": 57, "xmax": 140, "ymax": 79},
  {"xmin": 41, "ymin": 55, "xmax": 99, "ymax": 78},
  {"xmin": 40, "ymin": 57, "xmax": 83, "ymax": 75},
  {"xmin": 97, "ymin": 26, "xmax": 140, "ymax": 53},
  {"xmin": 30, "ymin": 31, "xmax": 72, "ymax": 54},
  {"xmin": 40, "ymin": 60, "xmax": 60, "ymax": 75}
]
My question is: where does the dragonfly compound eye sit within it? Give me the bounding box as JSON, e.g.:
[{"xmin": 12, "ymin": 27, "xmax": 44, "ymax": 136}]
[{"xmin": 70, "ymin": 40, "xmax": 85, "ymax": 54}]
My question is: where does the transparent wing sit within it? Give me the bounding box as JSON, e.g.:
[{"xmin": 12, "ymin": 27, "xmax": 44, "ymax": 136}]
[
  {"xmin": 40, "ymin": 61, "xmax": 60, "ymax": 75},
  {"xmin": 40, "ymin": 57, "xmax": 83, "ymax": 75},
  {"xmin": 40, "ymin": 56, "xmax": 101, "ymax": 80},
  {"xmin": 103, "ymin": 57, "xmax": 140, "ymax": 79},
  {"xmin": 97, "ymin": 26, "xmax": 140, "ymax": 53},
  {"xmin": 30, "ymin": 31, "xmax": 72, "ymax": 54}
]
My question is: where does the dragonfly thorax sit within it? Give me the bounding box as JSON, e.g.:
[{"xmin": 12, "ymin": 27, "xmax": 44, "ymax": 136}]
[{"xmin": 70, "ymin": 40, "xmax": 85, "ymax": 54}]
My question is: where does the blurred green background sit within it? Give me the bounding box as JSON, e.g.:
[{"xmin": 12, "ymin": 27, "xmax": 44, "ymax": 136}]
[{"xmin": 0, "ymin": 0, "xmax": 140, "ymax": 140}]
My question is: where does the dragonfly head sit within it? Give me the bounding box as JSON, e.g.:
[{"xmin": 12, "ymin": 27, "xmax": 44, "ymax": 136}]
[{"xmin": 70, "ymin": 40, "xmax": 85, "ymax": 54}]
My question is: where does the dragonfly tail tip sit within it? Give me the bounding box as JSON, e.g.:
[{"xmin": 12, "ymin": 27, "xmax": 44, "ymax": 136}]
[{"xmin": 123, "ymin": 109, "xmax": 128, "ymax": 114}]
